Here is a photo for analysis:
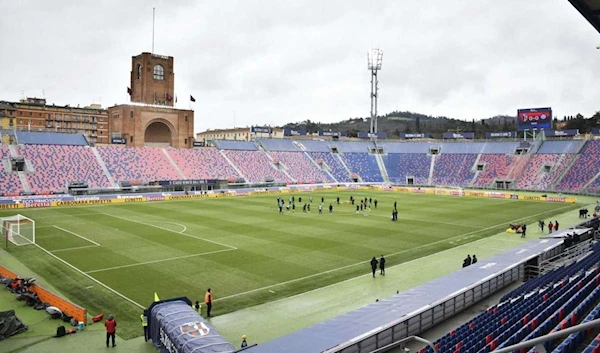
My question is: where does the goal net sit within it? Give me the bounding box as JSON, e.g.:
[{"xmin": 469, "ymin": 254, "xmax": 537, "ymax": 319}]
[
  {"xmin": 1, "ymin": 215, "xmax": 35, "ymax": 246},
  {"xmin": 434, "ymin": 186, "xmax": 465, "ymax": 197}
]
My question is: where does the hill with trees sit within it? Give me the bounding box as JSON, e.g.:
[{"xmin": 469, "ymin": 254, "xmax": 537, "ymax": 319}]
[{"xmin": 281, "ymin": 110, "xmax": 600, "ymax": 138}]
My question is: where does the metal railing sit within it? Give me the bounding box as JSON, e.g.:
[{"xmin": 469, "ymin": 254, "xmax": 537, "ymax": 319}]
[
  {"xmin": 490, "ymin": 317, "xmax": 600, "ymax": 353},
  {"xmin": 369, "ymin": 335, "xmax": 438, "ymax": 353}
]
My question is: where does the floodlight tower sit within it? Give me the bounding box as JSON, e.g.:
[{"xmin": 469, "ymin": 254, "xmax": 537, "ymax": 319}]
[{"xmin": 367, "ymin": 49, "xmax": 383, "ymax": 142}]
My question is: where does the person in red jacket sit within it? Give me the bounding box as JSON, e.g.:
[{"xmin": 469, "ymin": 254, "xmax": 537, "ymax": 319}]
[{"xmin": 105, "ymin": 314, "xmax": 117, "ymax": 347}]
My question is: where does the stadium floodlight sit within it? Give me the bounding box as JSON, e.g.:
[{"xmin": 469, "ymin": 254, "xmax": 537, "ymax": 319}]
[
  {"xmin": 367, "ymin": 49, "xmax": 383, "ymax": 141},
  {"xmin": 367, "ymin": 48, "xmax": 383, "ymax": 70}
]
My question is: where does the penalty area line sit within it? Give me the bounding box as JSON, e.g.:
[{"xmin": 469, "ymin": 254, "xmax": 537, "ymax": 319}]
[
  {"xmin": 33, "ymin": 244, "xmax": 144, "ymax": 309},
  {"xmin": 85, "ymin": 248, "xmax": 237, "ymax": 274},
  {"xmin": 101, "ymin": 213, "xmax": 236, "ymax": 250},
  {"xmin": 53, "ymin": 225, "xmax": 100, "ymax": 246}
]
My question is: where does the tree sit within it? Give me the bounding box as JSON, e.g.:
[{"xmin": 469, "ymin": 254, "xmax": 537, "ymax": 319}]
[{"xmin": 416, "ymin": 116, "xmax": 421, "ymax": 133}]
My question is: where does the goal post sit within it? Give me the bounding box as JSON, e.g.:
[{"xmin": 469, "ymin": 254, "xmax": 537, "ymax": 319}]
[
  {"xmin": 434, "ymin": 185, "xmax": 465, "ymax": 197},
  {"xmin": 2, "ymin": 215, "xmax": 35, "ymax": 247}
]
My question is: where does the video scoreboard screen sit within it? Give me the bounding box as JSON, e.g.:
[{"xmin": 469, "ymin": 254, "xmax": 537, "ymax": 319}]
[{"xmin": 517, "ymin": 107, "xmax": 552, "ymax": 131}]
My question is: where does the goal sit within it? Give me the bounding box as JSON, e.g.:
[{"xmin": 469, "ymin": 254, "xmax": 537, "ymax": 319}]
[
  {"xmin": 434, "ymin": 186, "xmax": 465, "ymax": 197},
  {"xmin": 2, "ymin": 215, "xmax": 36, "ymax": 246}
]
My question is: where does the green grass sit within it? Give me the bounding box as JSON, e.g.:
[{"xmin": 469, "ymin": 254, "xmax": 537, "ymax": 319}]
[{"xmin": 0, "ymin": 191, "xmax": 580, "ymax": 339}]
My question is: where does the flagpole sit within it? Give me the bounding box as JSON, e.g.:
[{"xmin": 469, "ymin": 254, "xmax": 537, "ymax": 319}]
[{"xmin": 152, "ymin": 7, "xmax": 155, "ymax": 54}]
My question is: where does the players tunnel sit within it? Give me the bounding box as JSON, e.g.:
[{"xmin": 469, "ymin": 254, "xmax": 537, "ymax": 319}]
[{"xmin": 144, "ymin": 119, "xmax": 175, "ymax": 147}]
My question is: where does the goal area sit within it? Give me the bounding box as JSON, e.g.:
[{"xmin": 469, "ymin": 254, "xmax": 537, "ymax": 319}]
[
  {"xmin": 434, "ymin": 186, "xmax": 465, "ymax": 197},
  {"xmin": 2, "ymin": 214, "xmax": 36, "ymax": 246}
]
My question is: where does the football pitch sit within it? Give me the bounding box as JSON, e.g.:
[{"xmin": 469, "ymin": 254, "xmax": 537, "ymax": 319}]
[{"xmin": 1, "ymin": 190, "xmax": 580, "ymax": 339}]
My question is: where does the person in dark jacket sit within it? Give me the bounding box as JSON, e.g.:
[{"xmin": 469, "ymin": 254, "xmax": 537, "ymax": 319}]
[
  {"xmin": 379, "ymin": 255, "xmax": 386, "ymax": 275},
  {"xmin": 472, "ymin": 255, "xmax": 478, "ymax": 264},
  {"xmin": 370, "ymin": 257, "xmax": 378, "ymax": 278}
]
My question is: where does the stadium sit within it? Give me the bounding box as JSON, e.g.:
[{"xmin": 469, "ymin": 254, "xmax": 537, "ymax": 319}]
[{"xmin": 2, "ymin": 1, "xmax": 600, "ymax": 353}]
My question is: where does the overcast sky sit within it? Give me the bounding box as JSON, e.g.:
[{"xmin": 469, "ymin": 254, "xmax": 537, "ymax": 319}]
[{"xmin": 0, "ymin": 0, "xmax": 599, "ymax": 133}]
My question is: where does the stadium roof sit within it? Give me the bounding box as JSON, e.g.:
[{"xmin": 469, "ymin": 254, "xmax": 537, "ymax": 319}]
[{"xmin": 569, "ymin": 0, "xmax": 600, "ymax": 33}]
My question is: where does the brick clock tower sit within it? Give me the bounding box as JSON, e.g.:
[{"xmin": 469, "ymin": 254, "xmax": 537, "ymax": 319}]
[{"xmin": 106, "ymin": 52, "xmax": 194, "ymax": 148}]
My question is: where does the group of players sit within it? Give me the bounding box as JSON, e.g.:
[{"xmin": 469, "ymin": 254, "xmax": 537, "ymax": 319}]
[{"xmin": 276, "ymin": 195, "xmax": 384, "ymax": 216}]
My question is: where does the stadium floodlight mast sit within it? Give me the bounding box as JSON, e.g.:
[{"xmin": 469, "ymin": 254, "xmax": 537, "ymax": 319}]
[{"xmin": 367, "ymin": 49, "xmax": 383, "ymax": 142}]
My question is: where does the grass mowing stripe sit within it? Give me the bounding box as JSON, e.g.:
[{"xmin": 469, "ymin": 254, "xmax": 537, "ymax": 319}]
[
  {"xmin": 85, "ymin": 248, "xmax": 237, "ymax": 274},
  {"xmin": 51, "ymin": 245, "xmax": 99, "ymax": 253},
  {"xmin": 102, "ymin": 212, "xmax": 237, "ymax": 250},
  {"xmin": 33, "ymin": 244, "xmax": 144, "ymax": 309},
  {"xmin": 53, "ymin": 225, "xmax": 101, "ymax": 246},
  {"xmin": 214, "ymin": 202, "xmax": 575, "ymax": 302}
]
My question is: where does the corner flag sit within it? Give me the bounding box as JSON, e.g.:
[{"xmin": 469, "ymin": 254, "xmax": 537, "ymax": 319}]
[{"xmin": 154, "ymin": 292, "xmax": 160, "ymax": 302}]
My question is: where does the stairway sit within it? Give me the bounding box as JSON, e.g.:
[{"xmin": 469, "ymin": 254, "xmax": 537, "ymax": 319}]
[
  {"xmin": 7, "ymin": 145, "xmax": 19, "ymax": 158},
  {"xmin": 218, "ymin": 150, "xmax": 246, "ymax": 181},
  {"xmin": 427, "ymin": 155, "xmax": 436, "ymax": 185},
  {"xmin": 18, "ymin": 172, "xmax": 30, "ymax": 193},
  {"xmin": 335, "ymin": 154, "xmax": 355, "ymax": 181},
  {"xmin": 261, "ymin": 150, "xmax": 295, "ymax": 182},
  {"xmin": 469, "ymin": 153, "xmax": 483, "ymax": 186},
  {"xmin": 162, "ymin": 149, "xmax": 186, "ymax": 179},
  {"xmin": 375, "ymin": 153, "xmax": 389, "ymax": 183},
  {"xmin": 304, "ymin": 151, "xmax": 337, "ymax": 183},
  {"xmin": 551, "ymin": 154, "xmax": 580, "ymax": 191},
  {"xmin": 91, "ymin": 147, "xmax": 118, "ymax": 188}
]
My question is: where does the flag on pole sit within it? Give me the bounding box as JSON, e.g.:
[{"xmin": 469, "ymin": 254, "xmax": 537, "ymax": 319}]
[
  {"xmin": 127, "ymin": 87, "xmax": 132, "ymax": 96},
  {"xmin": 190, "ymin": 95, "xmax": 196, "ymax": 102},
  {"xmin": 154, "ymin": 292, "xmax": 160, "ymax": 302}
]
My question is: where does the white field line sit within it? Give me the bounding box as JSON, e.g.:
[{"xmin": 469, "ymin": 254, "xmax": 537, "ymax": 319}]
[
  {"xmin": 85, "ymin": 248, "xmax": 236, "ymax": 274},
  {"xmin": 34, "ymin": 244, "xmax": 144, "ymax": 309},
  {"xmin": 101, "ymin": 213, "xmax": 236, "ymax": 250},
  {"xmin": 51, "ymin": 245, "xmax": 99, "ymax": 253},
  {"xmin": 53, "ymin": 225, "xmax": 101, "ymax": 246},
  {"xmin": 214, "ymin": 203, "xmax": 575, "ymax": 302}
]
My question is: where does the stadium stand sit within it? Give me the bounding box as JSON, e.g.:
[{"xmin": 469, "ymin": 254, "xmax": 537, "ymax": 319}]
[
  {"xmin": 97, "ymin": 146, "xmax": 181, "ymax": 184},
  {"xmin": 421, "ymin": 242, "xmax": 600, "ymax": 353},
  {"xmin": 308, "ymin": 152, "xmax": 351, "ymax": 182},
  {"xmin": 15, "ymin": 131, "xmax": 88, "ymax": 146},
  {"xmin": 297, "ymin": 140, "xmax": 331, "ymax": 153},
  {"xmin": 167, "ymin": 148, "xmax": 240, "ymax": 180},
  {"xmin": 556, "ymin": 140, "xmax": 600, "ymax": 192},
  {"xmin": 335, "ymin": 141, "xmax": 373, "ymax": 153},
  {"xmin": 267, "ymin": 151, "xmax": 333, "ymax": 183},
  {"xmin": 212, "ymin": 140, "xmax": 258, "ymax": 150},
  {"xmin": 258, "ymin": 139, "xmax": 299, "ymax": 151},
  {"xmin": 432, "ymin": 154, "xmax": 477, "ymax": 186},
  {"xmin": 0, "ymin": 146, "xmax": 23, "ymax": 196},
  {"xmin": 342, "ymin": 153, "xmax": 383, "ymax": 182},
  {"xmin": 383, "ymin": 153, "xmax": 431, "ymax": 185},
  {"xmin": 3, "ymin": 138, "xmax": 600, "ymax": 194},
  {"xmin": 538, "ymin": 140, "xmax": 586, "ymax": 154},
  {"xmin": 473, "ymin": 154, "xmax": 516, "ymax": 187},
  {"xmin": 516, "ymin": 154, "xmax": 575, "ymax": 191},
  {"xmin": 380, "ymin": 142, "xmax": 430, "ymax": 154},
  {"xmin": 223, "ymin": 150, "xmax": 292, "ymax": 183},
  {"xmin": 19, "ymin": 145, "xmax": 112, "ymax": 194}
]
